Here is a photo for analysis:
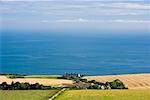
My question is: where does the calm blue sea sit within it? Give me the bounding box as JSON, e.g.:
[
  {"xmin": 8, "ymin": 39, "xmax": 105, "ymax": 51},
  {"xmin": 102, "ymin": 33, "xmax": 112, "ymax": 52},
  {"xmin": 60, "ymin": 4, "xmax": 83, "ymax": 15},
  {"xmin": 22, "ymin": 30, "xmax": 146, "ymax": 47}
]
[{"xmin": 1, "ymin": 33, "xmax": 150, "ymax": 75}]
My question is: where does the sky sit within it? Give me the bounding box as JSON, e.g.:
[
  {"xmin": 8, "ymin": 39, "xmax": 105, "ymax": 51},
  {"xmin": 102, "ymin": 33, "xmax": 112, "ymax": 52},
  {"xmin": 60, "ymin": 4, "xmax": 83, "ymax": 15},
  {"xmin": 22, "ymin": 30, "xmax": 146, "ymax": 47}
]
[{"xmin": 1, "ymin": 0, "xmax": 150, "ymax": 35}]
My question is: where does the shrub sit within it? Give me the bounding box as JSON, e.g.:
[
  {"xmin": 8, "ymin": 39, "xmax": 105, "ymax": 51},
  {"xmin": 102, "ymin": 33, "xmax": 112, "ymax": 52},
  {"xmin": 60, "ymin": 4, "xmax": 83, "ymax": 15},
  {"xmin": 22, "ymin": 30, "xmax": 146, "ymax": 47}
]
[
  {"xmin": 79, "ymin": 79, "xmax": 88, "ymax": 83},
  {"xmin": 8, "ymin": 75, "xmax": 25, "ymax": 79},
  {"xmin": 88, "ymin": 80, "xmax": 97, "ymax": 84},
  {"xmin": 0, "ymin": 82, "xmax": 9, "ymax": 90},
  {"xmin": 108, "ymin": 79, "xmax": 126, "ymax": 89}
]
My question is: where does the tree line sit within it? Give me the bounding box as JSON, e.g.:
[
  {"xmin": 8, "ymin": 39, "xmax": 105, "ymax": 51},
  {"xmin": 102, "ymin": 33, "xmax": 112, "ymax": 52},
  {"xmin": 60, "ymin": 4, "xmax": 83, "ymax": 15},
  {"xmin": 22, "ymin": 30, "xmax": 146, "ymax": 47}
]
[{"xmin": 0, "ymin": 82, "xmax": 59, "ymax": 90}]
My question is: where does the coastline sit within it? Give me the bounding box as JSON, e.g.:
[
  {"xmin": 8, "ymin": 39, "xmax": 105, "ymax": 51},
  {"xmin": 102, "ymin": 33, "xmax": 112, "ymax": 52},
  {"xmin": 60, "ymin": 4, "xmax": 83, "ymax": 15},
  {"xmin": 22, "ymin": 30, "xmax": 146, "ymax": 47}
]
[{"xmin": 0, "ymin": 73, "xmax": 150, "ymax": 89}]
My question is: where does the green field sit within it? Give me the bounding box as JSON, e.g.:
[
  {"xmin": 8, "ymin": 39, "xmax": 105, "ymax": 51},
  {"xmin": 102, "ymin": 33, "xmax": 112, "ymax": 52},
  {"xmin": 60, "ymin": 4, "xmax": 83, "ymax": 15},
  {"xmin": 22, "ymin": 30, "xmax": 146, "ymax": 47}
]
[
  {"xmin": 1, "ymin": 89, "xmax": 150, "ymax": 100},
  {"xmin": 24, "ymin": 75, "xmax": 62, "ymax": 79},
  {"xmin": 0, "ymin": 90, "xmax": 58, "ymax": 100},
  {"xmin": 3, "ymin": 74, "xmax": 62, "ymax": 79},
  {"xmin": 56, "ymin": 89, "xmax": 150, "ymax": 100}
]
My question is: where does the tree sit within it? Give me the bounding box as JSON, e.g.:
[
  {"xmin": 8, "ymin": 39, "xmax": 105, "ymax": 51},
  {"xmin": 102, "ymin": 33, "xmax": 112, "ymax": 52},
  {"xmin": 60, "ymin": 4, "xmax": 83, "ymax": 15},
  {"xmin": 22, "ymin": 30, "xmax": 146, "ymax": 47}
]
[
  {"xmin": 109, "ymin": 79, "xmax": 126, "ymax": 89},
  {"xmin": 79, "ymin": 79, "xmax": 88, "ymax": 83},
  {"xmin": 30, "ymin": 83, "xmax": 41, "ymax": 89},
  {"xmin": 88, "ymin": 80, "xmax": 97, "ymax": 84},
  {"xmin": 23, "ymin": 82, "xmax": 30, "ymax": 90},
  {"xmin": 13, "ymin": 82, "xmax": 21, "ymax": 90},
  {"xmin": 0, "ymin": 82, "xmax": 8, "ymax": 90}
]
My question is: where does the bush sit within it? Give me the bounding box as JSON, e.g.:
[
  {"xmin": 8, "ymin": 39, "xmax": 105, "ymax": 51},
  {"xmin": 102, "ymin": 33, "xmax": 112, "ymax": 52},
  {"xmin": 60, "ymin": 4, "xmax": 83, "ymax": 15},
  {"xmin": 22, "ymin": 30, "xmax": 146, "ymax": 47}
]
[
  {"xmin": 88, "ymin": 80, "xmax": 97, "ymax": 84},
  {"xmin": 108, "ymin": 79, "xmax": 126, "ymax": 89},
  {"xmin": 8, "ymin": 75, "xmax": 25, "ymax": 79},
  {"xmin": 0, "ymin": 82, "xmax": 9, "ymax": 90},
  {"xmin": 79, "ymin": 79, "xmax": 88, "ymax": 83}
]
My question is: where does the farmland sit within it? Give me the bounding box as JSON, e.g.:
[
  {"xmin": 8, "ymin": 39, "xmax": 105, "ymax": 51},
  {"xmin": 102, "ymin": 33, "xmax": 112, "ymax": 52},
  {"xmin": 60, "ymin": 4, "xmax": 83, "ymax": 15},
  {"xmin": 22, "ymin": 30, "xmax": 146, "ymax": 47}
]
[
  {"xmin": 1, "ymin": 74, "xmax": 150, "ymax": 100},
  {"xmin": 1, "ymin": 89, "xmax": 150, "ymax": 100},
  {"xmin": 56, "ymin": 89, "xmax": 150, "ymax": 100},
  {"xmin": 0, "ymin": 90, "xmax": 58, "ymax": 100},
  {"xmin": 0, "ymin": 75, "xmax": 73, "ymax": 86},
  {"xmin": 84, "ymin": 74, "xmax": 150, "ymax": 89}
]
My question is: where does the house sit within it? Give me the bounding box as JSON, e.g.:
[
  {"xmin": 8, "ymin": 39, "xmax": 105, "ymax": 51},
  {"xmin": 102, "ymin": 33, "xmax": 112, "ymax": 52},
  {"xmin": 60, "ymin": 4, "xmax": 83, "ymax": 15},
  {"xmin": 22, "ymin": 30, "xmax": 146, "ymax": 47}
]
[
  {"xmin": 63, "ymin": 73, "xmax": 81, "ymax": 79},
  {"xmin": 73, "ymin": 81, "xmax": 91, "ymax": 89}
]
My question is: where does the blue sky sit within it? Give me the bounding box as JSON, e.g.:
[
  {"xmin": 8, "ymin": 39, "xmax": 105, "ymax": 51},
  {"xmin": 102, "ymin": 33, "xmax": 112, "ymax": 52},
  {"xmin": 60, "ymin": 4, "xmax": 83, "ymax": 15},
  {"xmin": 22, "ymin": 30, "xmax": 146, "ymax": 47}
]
[{"xmin": 1, "ymin": 0, "xmax": 150, "ymax": 35}]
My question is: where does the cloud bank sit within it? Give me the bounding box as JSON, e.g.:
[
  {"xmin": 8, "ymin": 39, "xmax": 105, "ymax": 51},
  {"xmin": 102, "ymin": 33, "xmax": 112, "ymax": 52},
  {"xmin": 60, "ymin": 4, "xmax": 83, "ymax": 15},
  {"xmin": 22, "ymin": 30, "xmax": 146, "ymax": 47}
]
[{"xmin": 1, "ymin": 0, "xmax": 150, "ymax": 34}]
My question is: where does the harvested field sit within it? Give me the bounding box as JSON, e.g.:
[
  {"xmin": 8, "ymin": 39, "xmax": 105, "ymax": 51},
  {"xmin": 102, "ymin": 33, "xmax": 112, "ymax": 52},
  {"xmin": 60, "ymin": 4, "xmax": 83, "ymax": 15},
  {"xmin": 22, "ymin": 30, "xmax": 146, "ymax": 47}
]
[
  {"xmin": 84, "ymin": 74, "xmax": 150, "ymax": 89},
  {"xmin": 0, "ymin": 76, "xmax": 73, "ymax": 86}
]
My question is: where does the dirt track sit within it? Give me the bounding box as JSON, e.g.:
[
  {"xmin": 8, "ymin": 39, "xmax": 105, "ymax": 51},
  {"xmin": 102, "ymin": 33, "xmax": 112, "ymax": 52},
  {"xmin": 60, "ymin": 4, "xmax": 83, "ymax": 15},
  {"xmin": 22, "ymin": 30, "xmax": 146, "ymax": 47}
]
[{"xmin": 84, "ymin": 74, "xmax": 150, "ymax": 89}]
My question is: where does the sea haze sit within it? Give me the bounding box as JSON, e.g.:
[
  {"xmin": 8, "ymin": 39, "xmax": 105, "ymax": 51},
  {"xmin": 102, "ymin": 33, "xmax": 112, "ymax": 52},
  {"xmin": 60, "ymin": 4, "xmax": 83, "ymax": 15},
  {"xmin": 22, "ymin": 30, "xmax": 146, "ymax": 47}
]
[{"xmin": 1, "ymin": 33, "xmax": 150, "ymax": 75}]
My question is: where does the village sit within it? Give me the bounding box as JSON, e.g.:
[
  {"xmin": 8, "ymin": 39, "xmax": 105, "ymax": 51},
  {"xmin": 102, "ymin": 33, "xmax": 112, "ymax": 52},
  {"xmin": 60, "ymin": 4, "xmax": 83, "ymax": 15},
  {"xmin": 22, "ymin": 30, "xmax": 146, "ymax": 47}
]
[{"xmin": 62, "ymin": 73, "xmax": 127, "ymax": 89}]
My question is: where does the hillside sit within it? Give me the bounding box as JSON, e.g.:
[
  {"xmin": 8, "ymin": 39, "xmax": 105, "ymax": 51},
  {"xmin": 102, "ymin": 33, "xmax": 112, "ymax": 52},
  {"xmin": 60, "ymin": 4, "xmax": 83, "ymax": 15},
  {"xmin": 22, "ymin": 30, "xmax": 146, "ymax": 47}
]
[{"xmin": 84, "ymin": 74, "xmax": 150, "ymax": 89}]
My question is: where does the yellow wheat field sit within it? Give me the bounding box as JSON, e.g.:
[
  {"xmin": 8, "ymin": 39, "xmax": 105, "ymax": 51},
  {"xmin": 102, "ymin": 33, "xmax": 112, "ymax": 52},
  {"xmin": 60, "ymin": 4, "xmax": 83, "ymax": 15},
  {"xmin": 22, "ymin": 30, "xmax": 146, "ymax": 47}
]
[
  {"xmin": 84, "ymin": 74, "xmax": 150, "ymax": 89},
  {"xmin": 0, "ymin": 76, "xmax": 73, "ymax": 86}
]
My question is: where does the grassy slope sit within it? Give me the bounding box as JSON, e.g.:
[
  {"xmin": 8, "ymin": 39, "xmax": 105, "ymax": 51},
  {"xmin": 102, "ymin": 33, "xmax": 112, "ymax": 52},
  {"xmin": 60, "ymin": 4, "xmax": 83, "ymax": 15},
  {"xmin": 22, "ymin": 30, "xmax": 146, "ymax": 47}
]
[
  {"xmin": 56, "ymin": 89, "xmax": 150, "ymax": 100},
  {"xmin": 0, "ymin": 90, "xmax": 58, "ymax": 100}
]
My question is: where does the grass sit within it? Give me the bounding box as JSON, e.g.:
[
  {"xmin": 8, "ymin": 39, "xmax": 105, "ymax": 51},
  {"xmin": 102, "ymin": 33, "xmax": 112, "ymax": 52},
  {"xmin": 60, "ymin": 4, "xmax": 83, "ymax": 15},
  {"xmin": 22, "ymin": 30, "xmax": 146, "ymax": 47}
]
[
  {"xmin": 1, "ymin": 89, "xmax": 150, "ymax": 100},
  {"xmin": 5, "ymin": 75, "xmax": 25, "ymax": 79},
  {"xmin": 4, "ymin": 74, "xmax": 62, "ymax": 79},
  {"xmin": 56, "ymin": 89, "xmax": 150, "ymax": 100},
  {"xmin": 24, "ymin": 75, "xmax": 62, "ymax": 79},
  {"xmin": 0, "ymin": 90, "xmax": 58, "ymax": 100}
]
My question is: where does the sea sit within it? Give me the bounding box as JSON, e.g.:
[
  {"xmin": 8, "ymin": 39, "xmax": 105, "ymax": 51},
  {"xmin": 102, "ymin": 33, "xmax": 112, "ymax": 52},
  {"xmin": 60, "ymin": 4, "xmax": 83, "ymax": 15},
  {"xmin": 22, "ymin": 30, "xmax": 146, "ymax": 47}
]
[{"xmin": 1, "ymin": 33, "xmax": 150, "ymax": 75}]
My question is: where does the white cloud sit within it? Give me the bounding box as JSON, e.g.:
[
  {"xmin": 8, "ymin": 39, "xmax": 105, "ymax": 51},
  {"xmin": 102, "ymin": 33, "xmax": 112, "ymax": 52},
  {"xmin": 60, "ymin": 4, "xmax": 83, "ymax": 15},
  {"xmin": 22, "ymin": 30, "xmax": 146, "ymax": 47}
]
[
  {"xmin": 1, "ymin": 0, "xmax": 149, "ymax": 33},
  {"xmin": 112, "ymin": 19, "xmax": 150, "ymax": 23},
  {"xmin": 56, "ymin": 18, "xmax": 88, "ymax": 23},
  {"xmin": 111, "ymin": 3, "xmax": 150, "ymax": 10},
  {"xmin": 125, "ymin": 3, "xmax": 150, "ymax": 10},
  {"xmin": 55, "ymin": 18, "xmax": 150, "ymax": 23}
]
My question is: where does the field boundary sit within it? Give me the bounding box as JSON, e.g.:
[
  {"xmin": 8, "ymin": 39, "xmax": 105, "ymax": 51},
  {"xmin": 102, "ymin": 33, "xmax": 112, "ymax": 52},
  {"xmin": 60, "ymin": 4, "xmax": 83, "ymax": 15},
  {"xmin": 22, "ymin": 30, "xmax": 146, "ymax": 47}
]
[{"xmin": 48, "ymin": 88, "xmax": 66, "ymax": 100}]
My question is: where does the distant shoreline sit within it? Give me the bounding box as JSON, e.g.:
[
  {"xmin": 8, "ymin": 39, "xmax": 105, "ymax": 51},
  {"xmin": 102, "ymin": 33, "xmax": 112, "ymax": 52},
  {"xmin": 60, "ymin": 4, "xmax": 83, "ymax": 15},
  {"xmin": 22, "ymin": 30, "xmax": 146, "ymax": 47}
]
[
  {"xmin": 0, "ymin": 73, "xmax": 150, "ymax": 89},
  {"xmin": 1, "ymin": 72, "xmax": 150, "ymax": 76},
  {"xmin": 86, "ymin": 73, "xmax": 150, "ymax": 76}
]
